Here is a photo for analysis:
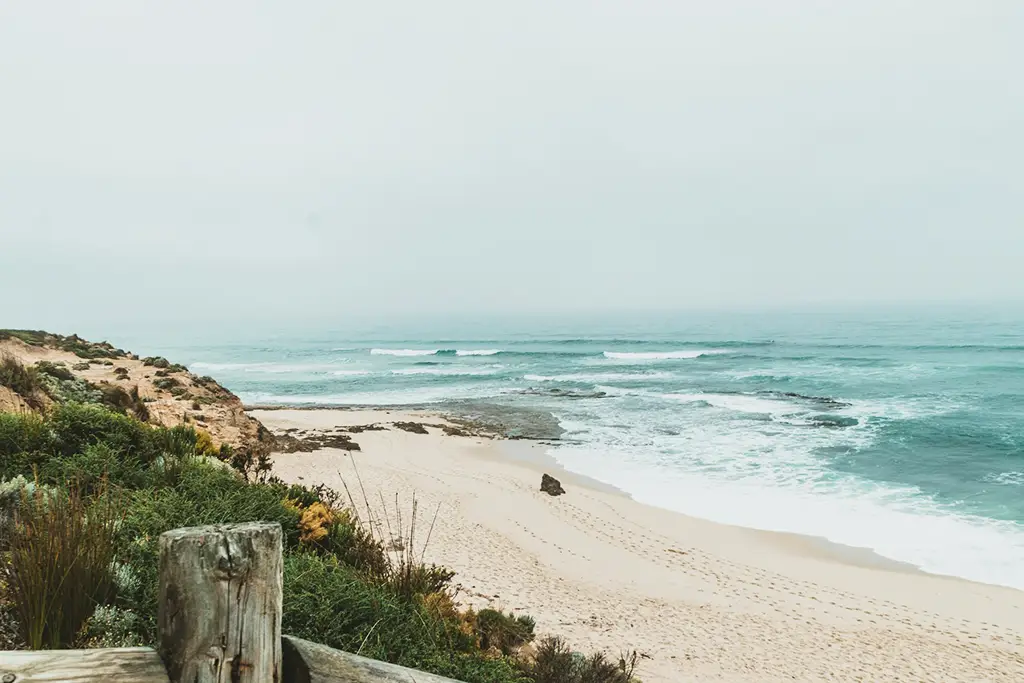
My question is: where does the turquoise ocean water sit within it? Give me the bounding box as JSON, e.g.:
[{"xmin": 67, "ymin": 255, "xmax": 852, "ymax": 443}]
[{"xmin": 133, "ymin": 307, "xmax": 1024, "ymax": 589}]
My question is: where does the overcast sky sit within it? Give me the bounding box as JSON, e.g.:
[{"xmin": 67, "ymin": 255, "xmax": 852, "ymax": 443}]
[{"xmin": 1, "ymin": 2, "xmax": 1022, "ymax": 333}]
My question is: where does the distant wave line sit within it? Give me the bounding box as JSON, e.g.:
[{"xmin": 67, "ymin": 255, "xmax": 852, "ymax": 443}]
[{"xmin": 603, "ymin": 350, "xmax": 728, "ymax": 360}]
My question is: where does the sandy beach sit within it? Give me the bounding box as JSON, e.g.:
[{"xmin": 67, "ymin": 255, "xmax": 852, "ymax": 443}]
[{"xmin": 255, "ymin": 408, "xmax": 1024, "ymax": 682}]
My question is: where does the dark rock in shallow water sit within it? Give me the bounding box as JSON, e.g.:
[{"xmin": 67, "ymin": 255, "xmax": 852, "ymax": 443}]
[
  {"xmin": 422, "ymin": 399, "xmax": 565, "ymax": 441},
  {"xmin": 541, "ymin": 473, "xmax": 565, "ymax": 496},
  {"xmin": 809, "ymin": 414, "xmax": 859, "ymax": 428},
  {"xmin": 515, "ymin": 387, "xmax": 608, "ymax": 400},
  {"xmin": 760, "ymin": 391, "xmax": 852, "ymax": 408}
]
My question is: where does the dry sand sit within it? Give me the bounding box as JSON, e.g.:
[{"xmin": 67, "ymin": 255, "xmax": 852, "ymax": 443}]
[{"xmin": 256, "ymin": 408, "xmax": 1024, "ymax": 682}]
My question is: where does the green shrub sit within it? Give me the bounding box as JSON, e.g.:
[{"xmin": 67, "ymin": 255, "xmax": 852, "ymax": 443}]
[
  {"xmin": 49, "ymin": 403, "xmax": 153, "ymax": 463},
  {"xmin": 282, "ymin": 552, "xmax": 517, "ymax": 682},
  {"xmin": 225, "ymin": 447, "xmax": 273, "ymax": 482},
  {"xmin": 0, "ymin": 412, "xmax": 50, "ymax": 475},
  {"xmin": 322, "ymin": 509, "xmax": 389, "ymax": 577},
  {"xmin": 150, "ymin": 424, "xmax": 198, "ymax": 460},
  {"xmin": 35, "ymin": 361, "xmax": 74, "ymax": 382},
  {"xmin": 476, "ymin": 609, "xmax": 536, "ymax": 655},
  {"xmin": 115, "ymin": 460, "xmax": 304, "ymax": 642},
  {"xmin": 142, "ymin": 357, "xmax": 170, "ymax": 369},
  {"xmin": 282, "ymin": 482, "xmax": 340, "ymax": 509},
  {"xmin": 0, "ymin": 475, "xmax": 55, "ymax": 548},
  {"xmin": 123, "ymin": 460, "xmax": 300, "ymax": 542},
  {"xmin": 0, "ymin": 411, "xmax": 49, "ymax": 452},
  {"xmin": 0, "ymin": 329, "xmax": 47, "ymax": 346},
  {"xmin": 153, "ymin": 377, "xmax": 179, "ymax": 391},
  {"xmin": 76, "ymin": 605, "xmax": 144, "ymax": 648},
  {"xmin": 7, "ymin": 485, "xmax": 121, "ymax": 649},
  {"xmin": 523, "ymin": 637, "xmax": 639, "ymax": 683},
  {"xmin": 0, "ymin": 331, "xmax": 122, "ymax": 359},
  {"xmin": 40, "ymin": 442, "xmax": 146, "ymax": 494},
  {"xmin": 34, "ymin": 369, "xmax": 104, "ymax": 405}
]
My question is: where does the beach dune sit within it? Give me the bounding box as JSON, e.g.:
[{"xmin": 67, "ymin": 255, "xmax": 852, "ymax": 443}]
[{"xmin": 256, "ymin": 408, "xmax": 1024, "ymax": 682}]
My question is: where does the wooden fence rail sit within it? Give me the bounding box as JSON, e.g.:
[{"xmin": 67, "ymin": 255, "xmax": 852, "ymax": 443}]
[{"xmin": 0, "ymin": 522, "xmax": 466, "ymax": 683}]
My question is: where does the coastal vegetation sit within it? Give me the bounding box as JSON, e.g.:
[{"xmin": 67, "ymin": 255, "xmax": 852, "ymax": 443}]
[{"xmin": 0, "ymin": 332, "xmax": 639, "ymax": 682}]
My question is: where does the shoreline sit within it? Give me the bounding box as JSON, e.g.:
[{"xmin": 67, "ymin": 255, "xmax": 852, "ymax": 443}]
[
  {"xmin": 255, "ymin": 406, "xmax": 1024, "ymax": 682},
  {"xmin": 247, "ymin": 404, "xmax": 955, "ymax": 582},
  {"xmin": 492, "ymin": 439, "xmax": 923, "ymax": 578}
]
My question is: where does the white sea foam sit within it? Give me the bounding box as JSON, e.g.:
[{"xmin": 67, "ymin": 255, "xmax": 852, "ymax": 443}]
[
  {"xmin": 546, "ymin": 394, "xmax": 1024, "ymax": 591},
  {"xmin": 189, "ymin": 362, "xmax": 247, "ymax": 371},
  {"xmin": 241, "ymin": 384, "xmax": 489, "ymax": 406},
  {"xmin": 666, "ymin": 392, "xmax": 797, "ymax": 416},
  {"xmin": 984, "ymin": 471, "xmax": 1024, "ymax": 486},
  {"xmin": 330, "ymin": 370, "xmax": 372, "ymax": 377},
  {"xmin": 392, "ymin": 367, "xmax": 498, "ymax": 376},
  {"xmin": 456, "ymin": 349, "xmax": 501, "ymax": 356},
  {"xmin": 370, "ymin": 349, "xmax": 439, "ymax": 357},
  {"xmin": 603, "ymin": 350, "xmax": 726, "ymax": 360},
  {"xmin": 552, "ymin": 442, "xmax": 1024, "ymax": 590},
  {"xmin": 525, "ymin": 372, "xmax": 674, "ymax": 383},
  {"xmin": 190, "ymin": 361, "xmax": 341, "ymax": 374}
]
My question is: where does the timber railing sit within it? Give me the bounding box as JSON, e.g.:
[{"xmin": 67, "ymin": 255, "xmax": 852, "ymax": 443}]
[{"xmin": 0, "ymin": 522, "xmax": 465, "ymax": 682}]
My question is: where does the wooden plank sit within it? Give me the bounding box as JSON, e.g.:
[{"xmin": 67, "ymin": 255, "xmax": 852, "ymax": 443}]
[
  {"xmin": 0, "ymin": 647, "xmax": 169, "ymax": 683},
  {"xmin": 282, "ymin": 636, "xmax": 467, "ymax": 683},
  {"xmin": 158, "ymin": 522, "xmax": 283, "ymax": 683}
]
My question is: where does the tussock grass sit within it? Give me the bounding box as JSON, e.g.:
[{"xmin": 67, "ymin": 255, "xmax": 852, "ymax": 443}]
[{"xmin": 6, "ymin": 483, "xmax": 121, "ymax": 649}]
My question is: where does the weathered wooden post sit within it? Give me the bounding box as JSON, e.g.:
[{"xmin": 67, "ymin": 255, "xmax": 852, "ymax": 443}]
[{"xmin": 158, "ymin": 522, "xmax": 283, "ymax": 683}]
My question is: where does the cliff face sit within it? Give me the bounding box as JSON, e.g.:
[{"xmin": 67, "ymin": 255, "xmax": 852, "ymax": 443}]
[{"xmin": 0, "ymin": 330, "xmax": 272, "ymax": 455}]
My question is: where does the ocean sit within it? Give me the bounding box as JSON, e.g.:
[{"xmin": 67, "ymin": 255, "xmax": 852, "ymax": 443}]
[{"xmin": 133, "ymin": 306, "xmax": 1024, "ymax": 590}]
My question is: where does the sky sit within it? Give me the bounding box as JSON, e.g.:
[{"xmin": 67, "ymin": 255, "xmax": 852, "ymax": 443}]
[{"xmin": 1, "ymin": 2, "xmax": 1022, "ymax": 334}]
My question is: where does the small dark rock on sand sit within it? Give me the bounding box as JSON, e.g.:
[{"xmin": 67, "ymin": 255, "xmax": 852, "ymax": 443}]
[
  {"xmin": 541, "ymin": 474, "xmax": 565, "ymax": 496},
  {"xmin": 393, "ymin": 421, "xmax": 430, "ymax": 435},
  {"xmin": 274, "ymin": 430, "xmax": 361, "ymax": 453},
  {"xmin": 345, "ymin": 423, "xmax": 388, "ymax": 434}
]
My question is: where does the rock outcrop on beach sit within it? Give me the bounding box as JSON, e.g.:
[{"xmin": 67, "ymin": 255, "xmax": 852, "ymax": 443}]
[
  {"xmin": 0, "ymin": 329, "xmax": 273, "ymax": 456},
  {"xmin": 540, "ymin": 473, "xmax": 565, "ymax": 496}
]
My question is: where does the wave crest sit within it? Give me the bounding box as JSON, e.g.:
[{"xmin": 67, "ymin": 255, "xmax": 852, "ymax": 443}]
[
  {"xmin": 392, "ymin": 367, "xmax": 499, "ymax": 376},
  {"xmin": 370, "ymin": 349, "xmax": 439, "ymax": 357},
  {"xmin": 603, "ymin": 350, "xmax": 726, "ymax": 360}
]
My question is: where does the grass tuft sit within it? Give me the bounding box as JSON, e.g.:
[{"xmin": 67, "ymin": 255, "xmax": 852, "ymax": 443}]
[{"xmin": 6, "ymin": 483, "xmax": 122, "ymax": 649}]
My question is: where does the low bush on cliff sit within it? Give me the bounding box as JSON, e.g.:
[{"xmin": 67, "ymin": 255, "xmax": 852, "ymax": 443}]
[
  {"xmin": 0, "ymin": 330, "xmax": 124, "ymax": 359},
  {"xmin": 0, "ymin": 353, "xmax": 45, "ymax": 408}
]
